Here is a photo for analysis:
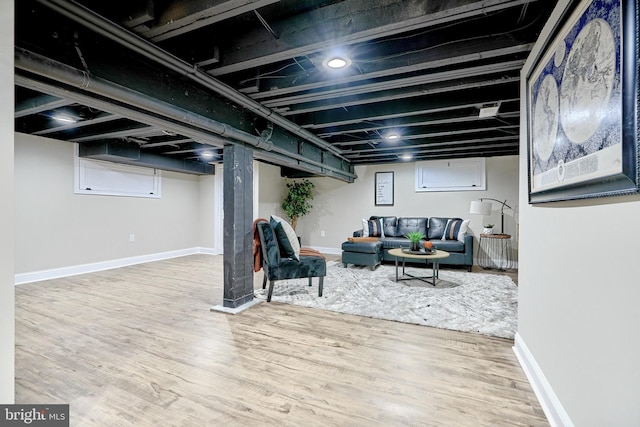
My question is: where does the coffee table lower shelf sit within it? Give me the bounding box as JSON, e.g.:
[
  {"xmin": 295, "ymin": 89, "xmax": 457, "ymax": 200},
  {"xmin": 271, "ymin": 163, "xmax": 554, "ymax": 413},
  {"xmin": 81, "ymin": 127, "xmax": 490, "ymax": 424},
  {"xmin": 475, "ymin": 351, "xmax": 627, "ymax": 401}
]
[{"xmin": 388, "ymin": 248, "xmax": 450, "ymax": 286}]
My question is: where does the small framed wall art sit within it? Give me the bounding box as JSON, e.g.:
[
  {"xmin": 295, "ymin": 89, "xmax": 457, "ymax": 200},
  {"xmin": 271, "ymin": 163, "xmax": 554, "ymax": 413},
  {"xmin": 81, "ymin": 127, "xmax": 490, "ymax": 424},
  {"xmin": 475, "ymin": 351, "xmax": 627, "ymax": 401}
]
[{"xmin": 375, "ymin": 171, "xmax": 394, "ymax": 206}]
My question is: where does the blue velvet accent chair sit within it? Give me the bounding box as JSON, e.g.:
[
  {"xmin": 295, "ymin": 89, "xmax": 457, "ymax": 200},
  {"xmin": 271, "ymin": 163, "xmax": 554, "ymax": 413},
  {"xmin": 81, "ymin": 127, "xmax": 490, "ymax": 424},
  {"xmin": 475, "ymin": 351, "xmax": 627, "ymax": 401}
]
[{"xmin": 256, "ymin": 220, "xmax": 326, "ymax": 302}]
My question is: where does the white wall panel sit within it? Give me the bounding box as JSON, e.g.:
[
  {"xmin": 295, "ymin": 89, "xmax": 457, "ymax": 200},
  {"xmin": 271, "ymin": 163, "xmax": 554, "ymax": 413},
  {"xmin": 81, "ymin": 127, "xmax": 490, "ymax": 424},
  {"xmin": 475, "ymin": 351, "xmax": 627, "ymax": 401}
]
[
  {"xmin": 517, "ymin": 1, "xmax": 640, "ymax": 424},
  {"xmin": 0, "ymin": 0, "xmax": 15, "ymax": 403}
]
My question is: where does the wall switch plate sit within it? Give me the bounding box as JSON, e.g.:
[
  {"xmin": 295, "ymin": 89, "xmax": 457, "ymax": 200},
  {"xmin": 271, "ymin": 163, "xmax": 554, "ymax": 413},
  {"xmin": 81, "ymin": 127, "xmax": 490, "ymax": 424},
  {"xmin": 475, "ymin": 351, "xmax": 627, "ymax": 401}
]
[
  {"xmin": 320, "ymin": 230, "xmax": 325, "ymax": 237},
  {"xmin": 129, "ymin": 234, "xmax": 135, "ymax": 243}
]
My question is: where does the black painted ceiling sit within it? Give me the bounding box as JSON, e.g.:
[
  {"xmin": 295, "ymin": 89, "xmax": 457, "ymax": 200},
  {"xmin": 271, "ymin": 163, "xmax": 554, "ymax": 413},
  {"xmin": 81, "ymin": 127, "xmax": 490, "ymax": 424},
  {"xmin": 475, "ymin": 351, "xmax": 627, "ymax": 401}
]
[{"xmin": 15, "ymin": 0, "xmax": 555, "ymax": 181}]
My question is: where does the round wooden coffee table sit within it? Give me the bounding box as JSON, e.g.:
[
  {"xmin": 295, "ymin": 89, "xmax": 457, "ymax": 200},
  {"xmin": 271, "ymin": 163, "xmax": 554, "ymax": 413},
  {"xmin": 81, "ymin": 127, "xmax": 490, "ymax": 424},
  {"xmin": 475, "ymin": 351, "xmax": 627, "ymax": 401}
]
[{"xmin": 388, "ymin": 248, "xmax": 450, "ymax": 286}]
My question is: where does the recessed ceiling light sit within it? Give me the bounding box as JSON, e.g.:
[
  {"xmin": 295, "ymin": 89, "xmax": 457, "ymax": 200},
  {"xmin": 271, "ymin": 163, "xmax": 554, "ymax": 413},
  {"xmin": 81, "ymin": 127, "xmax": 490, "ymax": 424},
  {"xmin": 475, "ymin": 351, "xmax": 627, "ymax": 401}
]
[
  {"xmin": 323, "ymin": 56, "xmax": 351, "ymax": 69},
  {"xmin": 52, "ymin": 115, "xmax": 77, "ymax": 123}
]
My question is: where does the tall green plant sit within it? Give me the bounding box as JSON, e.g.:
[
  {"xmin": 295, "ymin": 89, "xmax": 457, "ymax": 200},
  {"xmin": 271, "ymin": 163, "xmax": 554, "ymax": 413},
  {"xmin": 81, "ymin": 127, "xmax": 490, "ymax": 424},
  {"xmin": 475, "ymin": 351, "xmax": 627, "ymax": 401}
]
[{"xmin": 281, "ymin": 179, "xmax": 315, "ymax": 231}]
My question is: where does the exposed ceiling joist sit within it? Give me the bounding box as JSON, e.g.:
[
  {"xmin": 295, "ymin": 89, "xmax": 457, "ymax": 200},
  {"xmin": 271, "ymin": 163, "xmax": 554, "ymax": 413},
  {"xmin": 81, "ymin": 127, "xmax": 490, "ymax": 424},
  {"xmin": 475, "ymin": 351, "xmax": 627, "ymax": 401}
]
[
  {"xmin": 249, "ymin": 41, "xmax": 533, "ymax": 99},
  {"xmin": 15, "ymin": 95, "xmax": 74, "ymax": 118},
  {"xmin": 138, "ymin": 0, "xmax": 283, "ymax": 42},
  {"xmin": 16, "ymin": 0, "xmax": 555, "ymax": 169},
  {"xmin": 207, "ymin": 0, "xmax": 540, "ymax": 76}
]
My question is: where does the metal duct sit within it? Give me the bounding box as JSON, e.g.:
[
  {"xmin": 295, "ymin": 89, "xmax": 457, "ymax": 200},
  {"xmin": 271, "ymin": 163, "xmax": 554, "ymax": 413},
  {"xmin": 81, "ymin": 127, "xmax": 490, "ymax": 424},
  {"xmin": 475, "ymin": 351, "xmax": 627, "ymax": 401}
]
[{"xmin": 78, "ymin": 141, "xmax": 215, "ymax": 175}]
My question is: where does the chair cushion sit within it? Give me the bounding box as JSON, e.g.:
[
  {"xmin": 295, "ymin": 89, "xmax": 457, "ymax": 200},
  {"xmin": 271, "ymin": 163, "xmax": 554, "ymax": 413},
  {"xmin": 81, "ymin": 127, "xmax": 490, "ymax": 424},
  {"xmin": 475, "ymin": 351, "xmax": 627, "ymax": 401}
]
[
  {"xmin": 342, "ymin": 240, "xmax": 383, "ymax": 253},
  {"xmin": 427, "ymin": 217, "xmax": 449, "ymax": 240},
  {"xmin": 258, "ymin": 222, "xmax": 281, "ymax": 266},
  {"xmin": 269, "ymin": 255, "xmax": 326, "ymax": 281},
  {"xmin": 379, "ymin": 237, "xmax": 411, "ymax": 250},
  {"xmin": 270, "ymin": 215, "xmax": 300, "ymax": 261},
  {"xmin": 431, "ymin": 239, "xmax": 465, "ymax": 252},
  {"xmin": 372, "ymin": 216, "xmax": 398, "ymax": 237},
  {"xmin": 396, "ymin": 217, "xmax": 427, "ymax": 237}
]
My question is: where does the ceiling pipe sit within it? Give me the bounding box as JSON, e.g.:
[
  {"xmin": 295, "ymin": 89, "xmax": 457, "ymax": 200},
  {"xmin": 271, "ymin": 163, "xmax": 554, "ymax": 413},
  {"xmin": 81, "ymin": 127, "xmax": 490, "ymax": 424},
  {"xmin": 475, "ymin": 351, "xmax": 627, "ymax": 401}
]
[
  {"xmin": 15, "ymin": 48, "xmax": 356, "ymax": 180},
  {"xmin": 36, "ymin": 0, "xmax": 347, "ymax": 161}
]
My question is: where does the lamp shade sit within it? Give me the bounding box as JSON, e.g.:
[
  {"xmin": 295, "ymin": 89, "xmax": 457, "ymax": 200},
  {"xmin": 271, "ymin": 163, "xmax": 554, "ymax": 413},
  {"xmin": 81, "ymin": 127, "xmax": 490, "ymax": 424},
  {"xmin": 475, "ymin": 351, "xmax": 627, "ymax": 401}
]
[{"xmin": 470, "ymin": 200, "xmax": 491, "ymax": 216}]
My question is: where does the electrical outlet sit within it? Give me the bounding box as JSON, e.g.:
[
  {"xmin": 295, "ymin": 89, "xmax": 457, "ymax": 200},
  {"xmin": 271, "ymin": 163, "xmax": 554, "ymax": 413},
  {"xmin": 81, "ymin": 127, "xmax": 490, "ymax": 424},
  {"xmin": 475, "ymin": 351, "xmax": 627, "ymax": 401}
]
[
  {"xmin": 320, "ymin": 230, "xmax": 326, "ymax": 237},
  {"xmin": 129, "ymin": 234, "xmax": 135, "ymax": 243}
]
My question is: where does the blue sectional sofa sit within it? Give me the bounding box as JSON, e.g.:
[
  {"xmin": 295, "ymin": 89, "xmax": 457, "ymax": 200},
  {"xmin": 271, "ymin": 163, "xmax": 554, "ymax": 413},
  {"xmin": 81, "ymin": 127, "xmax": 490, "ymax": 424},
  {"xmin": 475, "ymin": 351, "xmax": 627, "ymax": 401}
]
[{"xmin": 351, "ymin": 216, "xmax": 473, "ymax": 271}]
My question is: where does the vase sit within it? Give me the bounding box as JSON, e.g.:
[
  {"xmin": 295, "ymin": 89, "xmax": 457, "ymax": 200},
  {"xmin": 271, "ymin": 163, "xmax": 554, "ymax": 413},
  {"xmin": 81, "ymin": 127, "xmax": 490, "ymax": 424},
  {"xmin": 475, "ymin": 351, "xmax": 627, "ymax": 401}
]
[
  {"xmin": 410, "ymin": 241, "xmax": 420, "ymax": 251},
  {"xmin": 483, "ymin": 227, "xmax": 494, "ymax": 235}
]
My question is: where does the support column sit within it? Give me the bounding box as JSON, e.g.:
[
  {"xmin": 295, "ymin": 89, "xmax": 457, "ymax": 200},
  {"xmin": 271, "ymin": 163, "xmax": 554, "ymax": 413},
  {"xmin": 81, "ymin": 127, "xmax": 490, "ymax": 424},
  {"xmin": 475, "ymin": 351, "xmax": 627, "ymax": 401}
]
[{"xmin": 221, "ymin": 143, "xmax": 255, "ymax": 309}]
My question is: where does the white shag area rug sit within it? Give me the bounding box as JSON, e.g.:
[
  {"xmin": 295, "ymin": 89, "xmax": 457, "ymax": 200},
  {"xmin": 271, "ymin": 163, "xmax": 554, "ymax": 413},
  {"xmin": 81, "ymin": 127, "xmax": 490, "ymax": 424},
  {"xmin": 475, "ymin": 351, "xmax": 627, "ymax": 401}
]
[{"xmin": 255, "ymin": 261, "xmax": 518, "ymax": 339}]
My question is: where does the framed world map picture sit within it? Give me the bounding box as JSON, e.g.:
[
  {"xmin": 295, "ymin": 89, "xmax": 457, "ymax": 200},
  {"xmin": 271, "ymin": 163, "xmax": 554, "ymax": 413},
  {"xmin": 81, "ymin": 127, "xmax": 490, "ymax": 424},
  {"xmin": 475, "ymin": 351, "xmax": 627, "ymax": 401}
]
[{"xmin": 526, "ymin": 0, "xmax": 639, "ymax": 203}]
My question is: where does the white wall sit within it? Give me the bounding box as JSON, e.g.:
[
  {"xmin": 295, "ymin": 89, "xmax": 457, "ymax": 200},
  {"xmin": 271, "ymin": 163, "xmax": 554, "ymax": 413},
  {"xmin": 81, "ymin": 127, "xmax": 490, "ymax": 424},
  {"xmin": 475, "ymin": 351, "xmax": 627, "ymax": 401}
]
[
  {"xmin": 0, "ymin": 0, "xmax": 14, "ymax": 403},
  {"xmin": 517, "ymin": 2, "xmax": 640, "ymax": 425},
  {"xmin": 257, "ymin": 161, "xmax": 287, "ymax": 221},
  {"xmin": 198, "ymin": 174, "xmax": 217, "ymax": 250},
  {"xmin": 284, "ymin": 157, "xmax": 519, "ymax": 255},
  {"xmin": 14, "ymin": 133, "xmax": 214, "ymax": 275}
]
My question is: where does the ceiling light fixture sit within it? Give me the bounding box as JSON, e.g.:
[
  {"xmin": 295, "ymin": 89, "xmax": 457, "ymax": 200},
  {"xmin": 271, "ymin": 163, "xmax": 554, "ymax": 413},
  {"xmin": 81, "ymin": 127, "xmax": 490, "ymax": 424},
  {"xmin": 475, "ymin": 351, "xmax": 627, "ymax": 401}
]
[
  {"xmin": 400, "ymin": 154, "xmax": 413, "ymax": 161},
  {"xmin": 323, "ymin": 56, "xmax": 351, "ymax": 69},
  {"xmin": 52, "ymin": 115, "xmax": 77, "ymax": 123},
  {"xmin": 201, "ymin": 151, "xmax": 215, "ymax": 159},
  {"xmin": 385, "ymin": 132, "xmax": 400, "ymax": 141}
]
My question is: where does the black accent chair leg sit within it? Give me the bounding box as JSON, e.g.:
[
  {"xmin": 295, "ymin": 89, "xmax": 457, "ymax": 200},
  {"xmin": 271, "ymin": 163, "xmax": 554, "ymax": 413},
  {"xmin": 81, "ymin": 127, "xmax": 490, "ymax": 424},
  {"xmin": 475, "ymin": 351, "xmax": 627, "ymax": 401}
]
[
  {"xmin": 267, "ymin": 280, "xmax": 275, "ymax": 302},
  {"xmin": 318, "ymin": 277, "xmax": 324, "ymax": 297},
  {"xmin": 262, "ymin": 274, "xmax": 267, "ymax": 289}
]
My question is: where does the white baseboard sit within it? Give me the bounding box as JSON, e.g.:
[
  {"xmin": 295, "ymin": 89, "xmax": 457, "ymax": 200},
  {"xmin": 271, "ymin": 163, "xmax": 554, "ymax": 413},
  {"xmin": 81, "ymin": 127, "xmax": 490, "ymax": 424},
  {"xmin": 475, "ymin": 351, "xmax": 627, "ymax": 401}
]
[
  {"xmin": 513, "ymin": 333, "xmax": 574, "ymax": 427},
  {"xmin": 198, "ymin": 247, "xmax": 219, "ymax": 255},
  {"xmin": 14, "ymin": 247, "xmax": 217, "ymax": 285}
]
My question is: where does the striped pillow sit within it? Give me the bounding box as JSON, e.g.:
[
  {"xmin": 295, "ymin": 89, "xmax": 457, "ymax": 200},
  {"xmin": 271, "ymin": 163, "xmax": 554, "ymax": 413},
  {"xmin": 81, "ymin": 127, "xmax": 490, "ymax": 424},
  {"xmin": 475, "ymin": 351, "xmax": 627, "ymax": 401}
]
[
  {"xmin": 442, "ymin": 218, "xmax": 469, "ymax": 242},
  {"xmin": 362, "ymin": 218, "xmax": 385, "ymax": 238}
]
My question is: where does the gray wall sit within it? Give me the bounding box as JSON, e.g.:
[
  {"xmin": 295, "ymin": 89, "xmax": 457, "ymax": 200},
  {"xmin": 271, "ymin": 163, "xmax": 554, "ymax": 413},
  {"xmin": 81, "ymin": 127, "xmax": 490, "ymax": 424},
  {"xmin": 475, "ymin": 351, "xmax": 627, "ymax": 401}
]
[
  {"xmin": 0, "ymin": 0, "xmax": 14, "ymax": 403},
  {"xmin": 14, "ymin": 133, "xmax": 217, "ymax": 276},
  {"xmin": 258, "ymin": 157, "xmax": 520, "ymax": 256},
  {"xmin": 198, "ymin": 174, "xmax": 217, "ymax": 249},
  {"xmin": 517, "ymin": 1, "xmax": 640, "ymax": 425}
]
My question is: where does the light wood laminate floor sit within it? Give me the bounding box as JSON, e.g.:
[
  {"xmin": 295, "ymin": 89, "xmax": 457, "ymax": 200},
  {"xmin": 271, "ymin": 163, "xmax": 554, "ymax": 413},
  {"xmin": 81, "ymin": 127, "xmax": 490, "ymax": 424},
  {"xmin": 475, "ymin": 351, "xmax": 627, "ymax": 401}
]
[{"xmin": 15, "ymin": 254, "xmax": 545, "ymax": 426}]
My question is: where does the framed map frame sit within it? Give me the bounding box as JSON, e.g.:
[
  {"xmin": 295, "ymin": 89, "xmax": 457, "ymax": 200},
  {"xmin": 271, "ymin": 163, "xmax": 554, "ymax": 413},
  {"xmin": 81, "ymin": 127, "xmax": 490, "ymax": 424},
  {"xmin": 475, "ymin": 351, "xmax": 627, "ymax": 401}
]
[{"xmin": 526, "ymin": 0, "xmax": 639, "ymax": 203}]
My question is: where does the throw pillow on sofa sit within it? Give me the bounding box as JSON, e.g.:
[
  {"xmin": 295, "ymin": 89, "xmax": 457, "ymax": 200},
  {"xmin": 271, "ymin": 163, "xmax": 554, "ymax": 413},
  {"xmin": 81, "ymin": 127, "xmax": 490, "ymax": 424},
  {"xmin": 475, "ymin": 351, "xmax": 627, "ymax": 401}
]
[
  {"xmin": 362, "ymin": 218, "xmax": 385, "ymax": 237},
  {"xmin": 442, "ymin": 218, "xmax": 470, "ymax": 242},
  {"xmin": 270, "ymin": 215, "xmax": 300, "ymax": 260}
]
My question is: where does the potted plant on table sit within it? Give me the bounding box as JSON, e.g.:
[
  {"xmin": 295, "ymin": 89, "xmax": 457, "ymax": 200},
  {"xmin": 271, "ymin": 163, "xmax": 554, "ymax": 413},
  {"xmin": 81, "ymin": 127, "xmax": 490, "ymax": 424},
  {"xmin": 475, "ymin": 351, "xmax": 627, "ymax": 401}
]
[
  {"xmin": 483, "ymin": 224, "xmax": 495, "ymax": 235},
  {"xmin": 405, "ymin": 231, "xmax": 426, "ymax": 252}
]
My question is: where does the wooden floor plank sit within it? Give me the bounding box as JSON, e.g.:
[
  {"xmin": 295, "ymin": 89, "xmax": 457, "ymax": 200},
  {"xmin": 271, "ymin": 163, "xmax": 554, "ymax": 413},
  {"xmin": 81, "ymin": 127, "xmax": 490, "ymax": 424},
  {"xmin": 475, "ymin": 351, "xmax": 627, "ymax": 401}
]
[{"xmin": 15, "ymin": 254, "xmax": 547, "ymax": 426}]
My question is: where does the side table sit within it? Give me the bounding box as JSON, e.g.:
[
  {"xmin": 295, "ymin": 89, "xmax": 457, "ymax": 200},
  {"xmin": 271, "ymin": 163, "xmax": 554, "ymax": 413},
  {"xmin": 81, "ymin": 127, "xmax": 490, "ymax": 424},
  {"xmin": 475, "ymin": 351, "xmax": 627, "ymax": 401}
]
[{"xmin": 477, "ymin": 233, "xmax": 513, "ymax": 271}]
